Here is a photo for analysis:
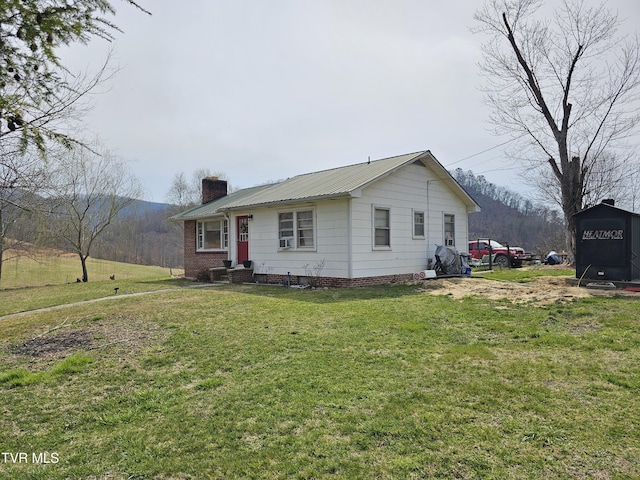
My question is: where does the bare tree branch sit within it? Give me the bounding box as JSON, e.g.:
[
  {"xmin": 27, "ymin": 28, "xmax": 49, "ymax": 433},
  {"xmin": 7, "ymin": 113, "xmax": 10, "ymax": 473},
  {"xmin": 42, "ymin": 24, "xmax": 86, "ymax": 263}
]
[
  {"xmin": 47, "ymin": 140, "xmax": 142, "ymax": 282},
  {"xmin": 474, "ymin": 0, "xmax": 640, "ymax": 261}
]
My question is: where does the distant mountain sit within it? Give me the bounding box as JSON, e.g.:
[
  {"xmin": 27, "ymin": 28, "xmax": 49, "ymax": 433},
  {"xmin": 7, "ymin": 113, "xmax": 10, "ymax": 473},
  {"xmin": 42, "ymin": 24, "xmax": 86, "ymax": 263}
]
[
  {"xmin": 3, "ymin": 189, "xmax": 185, "ymax": 269},
  {"xmin": 452, "ymin": 169, "xmax": 565, "ymax": 254},
  {"xmin": 118, "ymin": 199, "xmax": 176, "ymax": 218},
  {"xmin": 94, "ymin": 199, "xmax": 184, "ymax": 268},
  {"xmin": 8, "ymin": 181, "xmax": 565, "ymax": 268},
  {"xmin": 116, "ymin": 183, "xmax": 566, "ymax": 262}
]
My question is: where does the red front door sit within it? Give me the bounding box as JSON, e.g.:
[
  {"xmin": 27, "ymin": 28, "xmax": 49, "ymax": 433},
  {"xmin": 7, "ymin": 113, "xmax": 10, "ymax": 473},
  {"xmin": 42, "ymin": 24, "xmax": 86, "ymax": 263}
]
[{"xmin": 237, "ymin": 216, "xmax": 249, "ymax": 264}]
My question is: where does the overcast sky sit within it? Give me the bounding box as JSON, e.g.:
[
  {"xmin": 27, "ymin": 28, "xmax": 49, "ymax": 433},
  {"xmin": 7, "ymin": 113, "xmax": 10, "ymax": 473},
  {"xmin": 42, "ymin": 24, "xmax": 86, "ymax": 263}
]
[{"xmin": 62, "ymin": 0, "xmax": 640, "ymax": 203}]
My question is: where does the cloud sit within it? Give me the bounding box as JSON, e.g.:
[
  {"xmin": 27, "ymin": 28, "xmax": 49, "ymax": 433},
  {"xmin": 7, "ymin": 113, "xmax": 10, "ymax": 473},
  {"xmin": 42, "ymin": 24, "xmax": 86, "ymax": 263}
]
[{"xmin": 57, "ymin": 0, "xmax": 639, "ymax": 202}]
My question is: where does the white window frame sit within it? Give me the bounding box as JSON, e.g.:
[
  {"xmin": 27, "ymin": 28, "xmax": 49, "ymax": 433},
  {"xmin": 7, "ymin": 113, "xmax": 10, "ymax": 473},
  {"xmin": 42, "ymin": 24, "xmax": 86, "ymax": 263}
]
[
  {"xmin": 296, "ymin": 209, "xmax": 315, "ymax": 249},
  {"xmin": 196, "ymin": 218, "xmax": 228, "ymax": 251},
  {"xmin": 444, "ymin": 213, "xmax": 455, "ymax": 246},
  {"xmin": 278, "ymin": 212, "xmax": 294, "ymax": 249},
  {"xmin": 372, "ymin": 206, "xmax": 391, "ymax": 250},
  {"xmin": 278, "ymin": 208, "xmax": 316, "ymax": 251},
  {"xmin": 413, "ymin": 209, "xmax": 425, "ymax": 239}
]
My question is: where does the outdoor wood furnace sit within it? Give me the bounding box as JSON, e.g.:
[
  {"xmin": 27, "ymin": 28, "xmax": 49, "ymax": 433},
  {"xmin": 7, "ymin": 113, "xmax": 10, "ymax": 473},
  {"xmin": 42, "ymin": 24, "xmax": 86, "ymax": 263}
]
[{"xmin": 575, "ymin": 201, "xmax": 640, "ymax": 282}]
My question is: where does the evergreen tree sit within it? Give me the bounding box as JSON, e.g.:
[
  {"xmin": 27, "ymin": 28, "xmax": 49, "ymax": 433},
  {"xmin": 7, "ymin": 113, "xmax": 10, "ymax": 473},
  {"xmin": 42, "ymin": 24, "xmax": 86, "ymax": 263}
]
[{"xmin": 0, "ymin": 0, "xmax": 150, "ymax": 154}]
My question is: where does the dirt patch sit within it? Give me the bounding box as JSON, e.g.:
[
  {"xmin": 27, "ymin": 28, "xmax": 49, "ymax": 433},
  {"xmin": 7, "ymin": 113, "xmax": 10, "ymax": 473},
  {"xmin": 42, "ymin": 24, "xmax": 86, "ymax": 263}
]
[
  {"xmin": 419, "ymin": 276, "xmax": 591, "ymax": 305},
  {"xmin": 11, "ymin": 329, "xmax": 96, "ymax": 357},
  {"xmin": 7, "ymin": 313, "xmax": 164, "ymax": 361}
]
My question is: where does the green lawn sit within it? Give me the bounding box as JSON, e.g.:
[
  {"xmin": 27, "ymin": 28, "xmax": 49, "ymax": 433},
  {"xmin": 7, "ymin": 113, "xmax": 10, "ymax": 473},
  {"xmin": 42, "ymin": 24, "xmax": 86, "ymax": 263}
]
[
  {"xmin": 0, "ymin": 276, "xmax": 193, "ymax": 318},
  {"xmin": 0, "ymin": 252, "xmax": 182, "ymax": 289},
  {"xmin": 1, "ymin": 273, "xmax": 639, "ymax": 479},
  {"xmin": 0, "ymin": 253, "xmax": 188, "ymax": 317},
  {"xmin": 473, "ymin": 266, "xmax": 575, "ymax": 282}
]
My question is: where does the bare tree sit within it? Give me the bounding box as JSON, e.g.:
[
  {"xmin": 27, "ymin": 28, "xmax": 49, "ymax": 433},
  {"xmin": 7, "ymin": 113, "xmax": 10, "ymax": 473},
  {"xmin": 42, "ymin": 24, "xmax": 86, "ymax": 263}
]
[
  {"xmin": 533, "ymin": 150, "xmax": 640, "ymax": 211},
  {"xmin": 165, "ymin": 169, "xmax": 232, "ymax": 270},
  {"xmin": 50, "ymin": 141, "xmax": 142, "ymax": 282},
  {"xmin": 0, "ymin": 145, "xmax": 48, "ymax": 283},
  {"xmin": 166, "ymin": 168, "xmax": 232, "ymax": 208},
  {"xmin": 165, "ymin": 171, "xmax": 192, "ymax": 209},
  {"xmin": 0, "ymin": 2, "xmax": 150, "ymax": 246},
  {"xmin": 474, "ymin": 0, "xmax": 640, "ymax": 262}
]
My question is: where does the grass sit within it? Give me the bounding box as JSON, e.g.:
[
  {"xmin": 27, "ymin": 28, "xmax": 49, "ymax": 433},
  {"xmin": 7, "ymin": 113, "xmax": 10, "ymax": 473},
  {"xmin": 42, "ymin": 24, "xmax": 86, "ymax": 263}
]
[
  {"xmin": 473, "ymin": 265, "xmax": 575, "ymax": 282},
  {"xmin": 1, "ymin": 270, "xmax": 639, "ymax": 478},
  {"xmin": 0, "ymin": 276, "xmax": 193, "ymax": 318},
  {"xmin": 0, "ymin": 250, "xmax": 183, "ymax": 289},
  {"xmin": 0, "ymin": 354, "xmax": 94, "ymax": 387},
  {"xmin": 0, "ymin": 250, "xmax": 188, "ymax": 317}
]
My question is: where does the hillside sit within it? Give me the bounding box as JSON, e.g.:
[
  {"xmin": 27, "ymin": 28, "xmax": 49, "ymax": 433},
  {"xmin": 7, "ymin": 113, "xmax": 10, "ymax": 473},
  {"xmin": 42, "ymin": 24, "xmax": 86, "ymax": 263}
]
[
  {"xmin": 453, "ymin": 169, "xmax": 565, "ymax": 254},
  {"xmin": 4, "ymin": 178, "xmax": 566, "ymax": 272},
  {"xmin": 123, "ymin": 182, "xmax": 565, "ymax": 257},
  {"xmin": 90, "ymin": 200, "xmax": 184, "ymax": 269},
  {"xmin": 2, "ymin": 191, "xmax": 184, "ymax": 270},
  {"xmin": 0, "ymin": 242, "xmax": 180, "ymax": 289},
  {"xmin": 118, "ymin": 198, "xmax": 176, "ymax": 217}
]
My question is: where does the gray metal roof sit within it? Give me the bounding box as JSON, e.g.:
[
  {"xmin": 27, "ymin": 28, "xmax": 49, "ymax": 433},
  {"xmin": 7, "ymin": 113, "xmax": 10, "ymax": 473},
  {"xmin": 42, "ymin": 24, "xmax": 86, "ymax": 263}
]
[
  {"xmin": 168, "ymin": 184, "xmax": 272, "ymax": 221},
  {"xmin": 170, "ymin": 151, "xmax": 480, "ymax": 221}
]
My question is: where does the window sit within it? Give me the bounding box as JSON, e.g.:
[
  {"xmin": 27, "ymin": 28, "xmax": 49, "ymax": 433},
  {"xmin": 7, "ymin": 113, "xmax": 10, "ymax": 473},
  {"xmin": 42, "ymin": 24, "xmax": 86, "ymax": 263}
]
[
  {"xmin": 197, "ymin": 219, "xmax": 228, "ymax": 251},
  {"xmin": 278, "ymin": 209, "xmax": 315, "ymax": 249},
  {"xmin": 444, "ymin": 214, "xmax": 455, "ymax": 246},
  {"xmin": 278, "ymin": 212, "xmax": 294, "ymax": 247},
  {"xmin": 238, "ymin": 217, "xmax": 249, "ymax": 242},
  {"xmin": 297, "ymin": 210, "xmax": 314, "ymax": 248},
  {"xmin": 413, "ymin": 210, "xmax": 425, "ymax": 238},
  {"xmin": 374, "ymin": 207, "xmax": 391, "ymax": 248}
]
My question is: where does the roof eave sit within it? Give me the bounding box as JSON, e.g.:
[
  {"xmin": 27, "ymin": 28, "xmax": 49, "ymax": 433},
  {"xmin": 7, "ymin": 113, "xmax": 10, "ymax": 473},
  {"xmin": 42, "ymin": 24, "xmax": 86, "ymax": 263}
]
[
  {"xmin": 424, "ymin": 150, "xmax": 481, "ymax": 211},
  {"xmin": 168, "ymin": 205, "xmax": 227, "ymax": 222},
  {"xmin": 224, "ymin": 192, "xmax": 354, "ymax": 211}
]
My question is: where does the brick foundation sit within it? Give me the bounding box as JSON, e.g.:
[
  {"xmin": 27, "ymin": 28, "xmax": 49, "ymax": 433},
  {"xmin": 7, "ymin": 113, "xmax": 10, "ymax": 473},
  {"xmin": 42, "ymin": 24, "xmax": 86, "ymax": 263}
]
[
  {"xmin": 242, "ymin": 272, "xmax": 416, "ymax": 288},
  {"xmin": 182, "ymin": 220, "xmax": 418, "ymax": 286}
]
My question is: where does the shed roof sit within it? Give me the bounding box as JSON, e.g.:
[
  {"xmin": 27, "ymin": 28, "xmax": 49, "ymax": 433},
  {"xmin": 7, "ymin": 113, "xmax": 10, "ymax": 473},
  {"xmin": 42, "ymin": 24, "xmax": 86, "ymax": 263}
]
[
  {"xmin": 170, "ymin": 151, "xmax": 480, "ymax": 221},
  {"xmin": 574, "ymin": 201, "xmax": 640, "ymax": 217}
]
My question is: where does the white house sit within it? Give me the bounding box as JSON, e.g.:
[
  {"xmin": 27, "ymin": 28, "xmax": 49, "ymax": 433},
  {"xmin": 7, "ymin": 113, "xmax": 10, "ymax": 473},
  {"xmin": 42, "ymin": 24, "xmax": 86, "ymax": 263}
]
[{"xmin": 170, "ymin": 151, "xmax": 480, "ymax": 286}]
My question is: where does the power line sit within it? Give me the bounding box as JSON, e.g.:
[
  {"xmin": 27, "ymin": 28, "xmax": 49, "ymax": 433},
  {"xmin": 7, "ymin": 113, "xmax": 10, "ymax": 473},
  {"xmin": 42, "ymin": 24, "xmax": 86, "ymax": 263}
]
[
  {"xmin": 446, "ymin": 134, "xmax": 528, "ymax": 167},
  {"xmin": 475, "ymin": 165, "xmax": 522, "ymax": 175}
]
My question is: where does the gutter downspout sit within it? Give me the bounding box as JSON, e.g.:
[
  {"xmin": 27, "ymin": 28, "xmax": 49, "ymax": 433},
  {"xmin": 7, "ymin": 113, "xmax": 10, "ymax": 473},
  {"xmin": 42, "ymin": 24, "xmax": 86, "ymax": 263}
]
[
  {"xmin": 426, "ymin": 180, "xmax": 431, "ymax": 262},
  {"xmin": 223, "ymin": 212, "xmax": 231, "ymax": 263},
  {"xmin": 348, "ymin": 197, "xmax": 353, "ymax": 279}
]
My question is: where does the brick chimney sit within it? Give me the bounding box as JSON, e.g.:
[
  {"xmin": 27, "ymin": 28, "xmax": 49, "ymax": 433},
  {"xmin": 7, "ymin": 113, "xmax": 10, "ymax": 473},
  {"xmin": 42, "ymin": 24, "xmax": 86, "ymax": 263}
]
[{"xmin": 202, "ymin": 177, "xmax": 228, "ymax": 204}]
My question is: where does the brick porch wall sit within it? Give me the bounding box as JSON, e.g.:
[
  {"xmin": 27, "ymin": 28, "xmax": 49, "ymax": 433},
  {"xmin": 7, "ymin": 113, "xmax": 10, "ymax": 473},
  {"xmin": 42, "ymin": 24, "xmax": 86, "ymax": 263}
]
[
  {"xmin": 228, "ymin": 268, "xmax": 254, "ymax": 284},
  {"xmin": 183, "ymin": 220, "xmax": 228, "ymax": 278}
]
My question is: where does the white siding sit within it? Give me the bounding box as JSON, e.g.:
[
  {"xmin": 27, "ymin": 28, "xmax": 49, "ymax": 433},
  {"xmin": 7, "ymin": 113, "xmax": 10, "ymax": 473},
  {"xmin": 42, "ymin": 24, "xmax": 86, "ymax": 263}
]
[
  {"xmin": 237, "ymin": 198, "xmax": 350, "ymax": 278},
  {"xmin": 350, "ymin": 162, "xmax": 469, "ymax": 278},
  {"xmin": 232, "ymin": 162, "xmax": 471, "ymax": 279}
]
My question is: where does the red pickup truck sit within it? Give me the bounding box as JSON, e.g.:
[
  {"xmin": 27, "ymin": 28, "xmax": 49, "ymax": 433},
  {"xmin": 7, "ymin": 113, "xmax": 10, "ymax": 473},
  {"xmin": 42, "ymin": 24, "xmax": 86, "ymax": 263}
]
[{"xmin": 468, "ymin": 239, "xmax": 526, "ymax": 268}]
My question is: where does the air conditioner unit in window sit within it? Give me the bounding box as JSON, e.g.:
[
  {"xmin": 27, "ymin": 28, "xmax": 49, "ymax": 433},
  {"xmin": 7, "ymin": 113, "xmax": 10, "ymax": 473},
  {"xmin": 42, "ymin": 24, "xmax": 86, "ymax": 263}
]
[
  {"xmin": 279, "ymin": 238, "xmax": 293, "ymax": 249},
  {"xmin": 445, "ymin": 238, "xmax": 455, "ymax": 246}
]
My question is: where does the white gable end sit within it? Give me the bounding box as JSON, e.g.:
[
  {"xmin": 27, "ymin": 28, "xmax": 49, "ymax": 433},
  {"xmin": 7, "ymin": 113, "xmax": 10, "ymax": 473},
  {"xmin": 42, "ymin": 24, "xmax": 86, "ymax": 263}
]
[{"xmin": 350, "ymin": 161, "xmax": 469, "ymax": 278}]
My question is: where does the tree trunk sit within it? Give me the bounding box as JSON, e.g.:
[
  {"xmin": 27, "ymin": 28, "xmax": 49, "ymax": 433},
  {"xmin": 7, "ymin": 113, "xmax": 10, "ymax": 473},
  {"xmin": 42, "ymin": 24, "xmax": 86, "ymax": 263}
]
[
  {"xmin": 559, "ymin": 157, "xmax": 584, "ymax": 264},
  {"xmin": 0, "ymin": 208, "xmax": 3, "ymax": 282},
  {"xmin": 80, "ymin": 254, "xmax": 89, "ymax": 282}
]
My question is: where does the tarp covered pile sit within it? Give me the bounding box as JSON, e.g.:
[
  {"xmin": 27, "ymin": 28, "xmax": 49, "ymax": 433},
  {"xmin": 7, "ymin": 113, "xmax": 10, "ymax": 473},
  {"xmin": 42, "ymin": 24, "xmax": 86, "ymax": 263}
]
[{"xmin": 434, "ymin": 245, "xmax": 470, "ymax": 275}]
